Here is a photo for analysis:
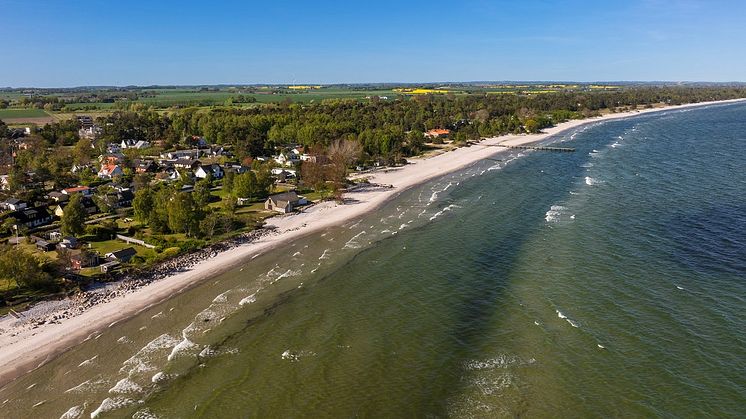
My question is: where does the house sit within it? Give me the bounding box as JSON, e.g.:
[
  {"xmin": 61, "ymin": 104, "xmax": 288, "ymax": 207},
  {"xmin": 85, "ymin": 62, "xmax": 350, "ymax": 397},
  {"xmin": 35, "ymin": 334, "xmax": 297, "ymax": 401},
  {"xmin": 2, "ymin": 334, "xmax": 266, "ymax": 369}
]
[
  {"xmin": 160, "ymin": 149, "xmax": 200, "ymax": 160},
  {"xmin": 70, "ymin": 251, "xmax": 99, "ymax": 270},
  {"xmin": 0, "ymin": 198, "xmax": 27, "ymax": 211},
  {"xmin": 78, "ymin": 125, "xmax": 102, "ymax": 140},
  {"xmin": 59, "ymin": 236, "xmax": 79, "ymax": 249},
  {"xmin": 133, "ymin": 140, "xmax": 150, "ymax": 149},
  {"xmin": 98, "ymin": 163, "xmax": 124, "ymax": 179},
  {"xmin": 271, "ymin": 168, "xmax": 296, "ymax": 182},
  {"xmin": 114, "ymin": 190, "xmax": 135, "ymax": 208},
  {"xmin": 136, "ymin": 160, "xmax": 158, "ymax": 173},
  {"xmin": 76, "ymin": 115, "xmax": 94, "ymax": 128},
  {"xmin": 174, "ymin": 159, "xmax": 201, "ymax": 170},
  {"xmin": 223, "ymin": 163, "xmax": 251, "ymax": 174},
  {"xmin": 100, "ymin": 260, "xmax": 120, "ymax": 273},
  {"xmin": 6, "ymin": 207, "xmax": 53, "ymax": 229},
  {"xmin": 120, "ymin": 139, "xmax": 137, "ymax": 149},
  {"xmin": 264, "ymin": 191, "xmax": 306, "ymax": 213},
  {"xmin": 62, "ymin": 186, "xmax": 93, "ymax": 196},
  {"xmin": 47, "ymin": 191, "xmax": 70, "ymax": 203},
  {"xmin": 35, "ymin": 240, "xmax": 56, "ymax": 252},
  {"xmin": 195, "ymin": 164, "xmax": 224, "ymax": 179},
  {"xmin": 106, "ymin": 143, "xmax": 122, "ymax": 154},
  {"xmin": 300, "ymin": 154, "xmax": 329, "ymax": 164},
  {"xmin": 55, "ymin": 197, "xmax": 98, "ymax": 217},
  {"xmin": 274, "ymin": 152, "xmax": 300, "ymax": 166},
  {"xmin": 424, "ymin": 129, "xmax": 451, "ymax": 139},
  {"xmin": 105, "ymin": 247, "xmax": 137, "ymax": 263},
  {"xmin": 71, "ymin": 164, "xmax": 93, "ymax": 174}
]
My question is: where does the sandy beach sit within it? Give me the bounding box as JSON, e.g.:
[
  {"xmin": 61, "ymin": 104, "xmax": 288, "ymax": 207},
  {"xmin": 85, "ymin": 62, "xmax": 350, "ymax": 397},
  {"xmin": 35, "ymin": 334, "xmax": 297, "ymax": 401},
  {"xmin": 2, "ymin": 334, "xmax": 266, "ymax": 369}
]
[{"xmin": 0, "ymin": 98, "xmax": 744, "ymax": 388}]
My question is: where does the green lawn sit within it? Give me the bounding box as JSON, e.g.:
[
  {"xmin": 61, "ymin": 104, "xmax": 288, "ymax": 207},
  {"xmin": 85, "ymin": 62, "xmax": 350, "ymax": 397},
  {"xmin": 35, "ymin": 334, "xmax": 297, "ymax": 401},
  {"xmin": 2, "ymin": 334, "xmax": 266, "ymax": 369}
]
[{"xmin": 0, "ymin": 108, "xmax": 50, "ymax": 118}]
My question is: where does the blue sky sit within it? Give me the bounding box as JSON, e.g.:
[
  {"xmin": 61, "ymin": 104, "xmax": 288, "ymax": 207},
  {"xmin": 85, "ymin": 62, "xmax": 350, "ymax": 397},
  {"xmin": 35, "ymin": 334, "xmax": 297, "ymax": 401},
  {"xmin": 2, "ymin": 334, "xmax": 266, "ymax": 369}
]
[{"xmin": 1, "ymin": 0, "xmax": 744, "ymax": 86}]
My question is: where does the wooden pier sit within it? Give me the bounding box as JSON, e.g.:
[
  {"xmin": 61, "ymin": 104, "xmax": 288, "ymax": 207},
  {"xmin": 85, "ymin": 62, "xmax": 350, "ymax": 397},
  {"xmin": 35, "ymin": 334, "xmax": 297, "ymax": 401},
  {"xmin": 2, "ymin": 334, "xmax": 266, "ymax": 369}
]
[{"xmin": 486, "ymin": 144, "xmax": 576, "ymax": 152}]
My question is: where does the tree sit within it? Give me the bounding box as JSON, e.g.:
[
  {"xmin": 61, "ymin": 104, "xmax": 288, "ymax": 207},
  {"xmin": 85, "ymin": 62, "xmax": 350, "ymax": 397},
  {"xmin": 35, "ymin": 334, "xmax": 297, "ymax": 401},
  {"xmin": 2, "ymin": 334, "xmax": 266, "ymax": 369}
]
[
  {"xmin": 61, "ymin": 193, "xmax": 87, "ymax": 237},
  {"xmin": 0, "ymin": 244, "xmax": 52, "ymax": 290},
  {"xmin": 73, "ymin": 138, "xmax": 93, "ymax": 165},
  {"xmin": 328, "ymin": 139, "xmax": 362, "ymax": 184},
  {"xmin": 133, "ymin": 186, "xmax": 155, "ymax": 222},
  {"xmin": 167, "ymin": 192, "xmax": 200, "ymax": 236},
  {"xmin": 92, "ymin": 185, "xmax": 116, "ymax": 214},
  {"xmin": 223, "ymin": 170, "xmax": 235, "ymax": 193},
  {"xmin": 193, "ymin": 179, "xmax": 212, "ymax": 208},
  {"xmin": 301, "ymin": 161, "xmax": 332, "ymax": 200},
  {"xmin": 233, "ymin": 171, "xmax": 258, "ymax": 202}
]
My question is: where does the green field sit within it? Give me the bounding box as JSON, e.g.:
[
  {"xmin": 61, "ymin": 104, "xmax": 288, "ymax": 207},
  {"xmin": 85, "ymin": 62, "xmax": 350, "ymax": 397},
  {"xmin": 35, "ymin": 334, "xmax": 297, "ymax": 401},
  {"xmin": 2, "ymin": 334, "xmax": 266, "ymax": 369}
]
[{"xmin": 0, "ymin": 108, "xmax": 50, "ymax": 118}]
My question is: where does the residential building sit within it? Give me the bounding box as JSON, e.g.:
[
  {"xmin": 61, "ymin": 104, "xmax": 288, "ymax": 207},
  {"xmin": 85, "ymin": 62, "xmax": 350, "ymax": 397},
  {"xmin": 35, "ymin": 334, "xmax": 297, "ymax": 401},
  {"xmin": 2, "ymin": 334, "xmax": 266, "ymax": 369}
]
[
  {"xmin": 0, "ymin": 198, "xmax": 27, "ymax": 211},
  {"xmin": 106, "ymin": 247, "xmax": 138, "ymax": 263},
  {"xmin": 264, "ymin": 191, "xmax": 306, "ymax": 213},
  {"xmin": 195, "ymin": 164, "xmax": 224, "ymax": 179},
  {"xmin": 5, "ymin": 206, "xmax": 53, "ymax": 229}
]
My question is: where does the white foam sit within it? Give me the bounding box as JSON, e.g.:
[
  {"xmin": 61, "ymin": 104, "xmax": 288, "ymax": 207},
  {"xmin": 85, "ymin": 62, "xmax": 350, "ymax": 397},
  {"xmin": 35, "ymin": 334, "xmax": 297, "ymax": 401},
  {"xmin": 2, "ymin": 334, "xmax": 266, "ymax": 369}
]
[
  {"xmin": 26, "ymin": 382, "xmax": 37, "ymax": 390},
  {"xmin": 676, "ymin": 285, "xmax": 684, "ymax": 290},
  {"xmin": 597, "ymin": 344, "xmax": 606, "ymax": 349},
  {"xmin": 32, "ymin": 400, "xmax": 46, "ymax": 407},
  {"xmin": 463, "ymin": 354, "xmax": 536, "ymax": 371},
  {"xmin": 90, "ymin": 397, "xmax": 138, "ymax": 418},
  {"xmin": 78, "ymin": 355, "xmax": 98, "ymax": 368},
  {"xmin": 60, "ymin": 405, "xmax": 85, "ymax": 419},
  {"xmin": 212, "ymin": 291, "xmax": 229, "ymax": 303},
  {"xmin": 167, "ymin": 336, "xmax": 199, "ymax": 361},
  {"xmin": 556, "ymin": 310, "xmax": 567, "ymax": 319},
  {"xmin": 65, "ymin": 378, "xmax": 109, "ymax": 394},
  {"xmin": 292, "ymin": 251, "xmax": 302, "ymax": 257},
  {"xmin": 343, "ymin": 230, "xmax": 367, "ymax": 249},
  {"xmin": 151, "ymin": 372, "xmax": 168, "ymax": 383},
  {"xmin": 117, "ymin": 336, "xmax": 132, "ymax": 344},
  {"xmin": 281, "ymin": 349, "xmax": 316, "ymax": 362},
  {"xmin": 585, "ymin": 176, "xmax": 600, "ymax": 186},
  {"xmin": 429, "ymin": 204, "xmax": 461, "ymax": 221},
  {"xmin": 108, "ymin": 378, "xmax": 142, "ymax": 394},
  {"xmin": 319, "ymin": 249, "xmax": 331, "ymax": 260},
  {"xmin": 120, "ymin": 334, "xmax": 180, "ymax": 375},
  {"xmin": 239, "ymin": 293, "xmax": 257, "ymax": 306},
  {"xmin": 544, "ymin": 205, "xmax": 567, "ymax": 223}
]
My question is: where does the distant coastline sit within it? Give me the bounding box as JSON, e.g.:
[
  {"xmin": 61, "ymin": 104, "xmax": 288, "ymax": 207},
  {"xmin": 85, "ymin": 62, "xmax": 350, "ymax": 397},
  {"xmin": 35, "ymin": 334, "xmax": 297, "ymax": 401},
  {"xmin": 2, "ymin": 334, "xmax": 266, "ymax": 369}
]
[{"xmin": 1, "ymin": 97, "xmax": 745, "ymax": 388}]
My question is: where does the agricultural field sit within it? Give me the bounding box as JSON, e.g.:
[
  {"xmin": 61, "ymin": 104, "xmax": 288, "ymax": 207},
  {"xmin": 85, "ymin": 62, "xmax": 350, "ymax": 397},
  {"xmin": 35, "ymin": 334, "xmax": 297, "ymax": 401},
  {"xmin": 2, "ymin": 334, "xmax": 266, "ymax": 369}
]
[{"xmin": 0, "ymin": 108, "xmax": 50, "ymax": 119}]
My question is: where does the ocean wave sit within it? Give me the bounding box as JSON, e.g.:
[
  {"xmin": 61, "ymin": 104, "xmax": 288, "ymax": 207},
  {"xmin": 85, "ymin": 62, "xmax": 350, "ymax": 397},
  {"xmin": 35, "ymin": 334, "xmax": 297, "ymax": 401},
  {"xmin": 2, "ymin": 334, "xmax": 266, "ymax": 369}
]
[
  {"xmin": 60, "ymin": 405, "xmax": 85, "ymax": 419},
  {"xmin": 108, "ymin": 378, "xmax": 143, "ymax": 395},
  {"xmin": 463, "ymin": 354, "xmax": 536, "ymax": 371},
  {"xmin": 343, "ymin": 230, "xmax": 367, "ymax": 249},
  {"xmin": 120, "ymin": 334, "xmax": 180, "ymax": 375},
  {"xmin": 281, "ymin": 349, "xmax": 316, "ymax": 362},
  {"xmin": 585, "ymin": 176, "xmax": 601, "ymax": 186},
  {"xmin": 429, "ymin": 204, "xmax": 462, "ymax": 221},
  {"xmin": 90, "ymin": 397, "xmax": 140, "ymax": 418},
  {"xmin": 239, "ymin": 293, "xmax": 257, "ymax": 306}
]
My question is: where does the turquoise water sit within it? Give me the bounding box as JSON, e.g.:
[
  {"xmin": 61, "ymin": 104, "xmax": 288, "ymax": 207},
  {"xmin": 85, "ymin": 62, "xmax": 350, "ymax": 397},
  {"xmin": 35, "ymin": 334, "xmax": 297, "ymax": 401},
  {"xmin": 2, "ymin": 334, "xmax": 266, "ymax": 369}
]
[{"xmin": 1, "ymin": 103, "xmax": 745, "ymax": 418}]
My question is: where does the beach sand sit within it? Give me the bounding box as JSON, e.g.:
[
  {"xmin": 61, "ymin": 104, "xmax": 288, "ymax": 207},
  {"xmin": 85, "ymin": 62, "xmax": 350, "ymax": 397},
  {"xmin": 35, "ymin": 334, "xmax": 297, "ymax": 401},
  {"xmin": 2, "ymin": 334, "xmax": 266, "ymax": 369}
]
[{"xmin": 0, "ymin": 98, "xmax": 743, "ymax": 387}]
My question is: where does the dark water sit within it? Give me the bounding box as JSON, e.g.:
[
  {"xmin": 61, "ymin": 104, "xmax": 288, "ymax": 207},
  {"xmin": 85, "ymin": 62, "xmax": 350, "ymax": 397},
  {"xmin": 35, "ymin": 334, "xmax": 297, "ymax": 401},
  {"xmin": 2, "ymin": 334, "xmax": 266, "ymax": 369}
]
[{"xmin": 2, "ymin": 103, "xmax": 745, "ymax": 418}]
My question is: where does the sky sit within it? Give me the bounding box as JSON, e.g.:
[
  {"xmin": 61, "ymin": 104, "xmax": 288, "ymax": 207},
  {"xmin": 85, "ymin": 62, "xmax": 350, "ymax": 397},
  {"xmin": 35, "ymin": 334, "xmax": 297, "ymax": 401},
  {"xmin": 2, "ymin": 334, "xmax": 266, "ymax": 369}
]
[{"xmin": 1, "ymin": 0, "xmax": 745, "ymax": 86}]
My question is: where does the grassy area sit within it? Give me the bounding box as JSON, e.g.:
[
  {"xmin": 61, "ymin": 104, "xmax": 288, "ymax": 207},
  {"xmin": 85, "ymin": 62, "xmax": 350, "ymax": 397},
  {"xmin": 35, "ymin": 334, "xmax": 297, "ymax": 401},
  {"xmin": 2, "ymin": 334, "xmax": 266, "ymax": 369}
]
[{"xmin": 0, "ymin": 108, "xmax": 50, "ymax": 118}]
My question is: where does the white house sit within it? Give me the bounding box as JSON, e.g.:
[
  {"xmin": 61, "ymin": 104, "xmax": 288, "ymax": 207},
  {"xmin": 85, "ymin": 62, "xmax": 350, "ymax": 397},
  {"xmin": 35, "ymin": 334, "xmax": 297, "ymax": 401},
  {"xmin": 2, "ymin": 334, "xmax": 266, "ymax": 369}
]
[
  {"xmin": 98, "ymin": 164, "xmax": 124, "ymax": 179},
  {"xmin": 274, "ymin": 152, "xmax": 300, "ymax": 166},
  {"xmin": 195, "ymin": 164, "xmax": 224, "ymax": 179}
]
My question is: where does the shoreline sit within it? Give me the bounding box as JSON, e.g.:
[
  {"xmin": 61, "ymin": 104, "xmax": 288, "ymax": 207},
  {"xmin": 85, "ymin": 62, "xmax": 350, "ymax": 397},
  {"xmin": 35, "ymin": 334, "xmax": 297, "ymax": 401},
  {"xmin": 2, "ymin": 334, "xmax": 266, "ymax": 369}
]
[{"xmin": 1, "ymin": 97, "xmax": 744, "ymax": 388}]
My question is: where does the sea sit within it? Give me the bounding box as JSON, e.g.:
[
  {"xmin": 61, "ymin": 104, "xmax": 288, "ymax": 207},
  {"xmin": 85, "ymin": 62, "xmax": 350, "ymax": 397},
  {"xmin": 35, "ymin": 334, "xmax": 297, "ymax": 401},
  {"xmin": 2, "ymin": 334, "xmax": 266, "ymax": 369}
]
[{"xmin": 1, "ymin": 102, "xmax": 745, "ymax": 418}]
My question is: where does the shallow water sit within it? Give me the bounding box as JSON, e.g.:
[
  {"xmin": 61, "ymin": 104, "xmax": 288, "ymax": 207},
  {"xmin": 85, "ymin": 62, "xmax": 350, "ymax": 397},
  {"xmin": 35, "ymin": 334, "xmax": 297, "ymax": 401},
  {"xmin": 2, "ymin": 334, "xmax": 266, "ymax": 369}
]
[{"xmin": 1, "ymin": 103, "xmax": 745, "ymax": 418}]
